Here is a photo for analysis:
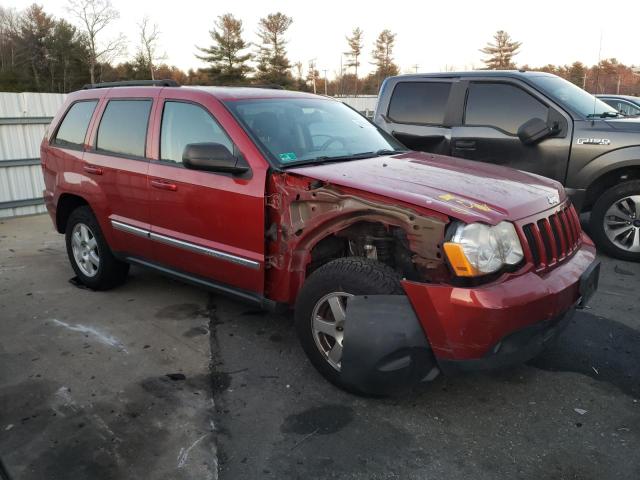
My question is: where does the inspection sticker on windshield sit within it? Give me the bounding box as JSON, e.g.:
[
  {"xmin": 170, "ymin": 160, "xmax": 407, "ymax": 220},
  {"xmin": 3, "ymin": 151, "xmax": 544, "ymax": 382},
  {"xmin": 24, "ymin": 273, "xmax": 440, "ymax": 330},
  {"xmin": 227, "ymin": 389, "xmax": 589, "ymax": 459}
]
[{"xmin": 279, "ymin": 152, "xmax": 298, "ymax": 161}]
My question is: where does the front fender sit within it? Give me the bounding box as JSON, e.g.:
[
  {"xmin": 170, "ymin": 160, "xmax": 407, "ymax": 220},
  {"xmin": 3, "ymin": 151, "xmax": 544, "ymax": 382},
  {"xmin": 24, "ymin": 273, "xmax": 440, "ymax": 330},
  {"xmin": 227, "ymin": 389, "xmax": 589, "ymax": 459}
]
[{"xmin": 568, "ymin": 145, "xmax": 640, "ymax": 189}]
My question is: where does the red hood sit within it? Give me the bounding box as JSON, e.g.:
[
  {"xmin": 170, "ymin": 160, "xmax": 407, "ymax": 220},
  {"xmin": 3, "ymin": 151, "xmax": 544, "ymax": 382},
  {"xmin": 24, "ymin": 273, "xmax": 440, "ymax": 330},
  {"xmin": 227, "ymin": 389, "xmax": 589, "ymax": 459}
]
[{"xmin": 288, "ymin": 152, "xmax": 566, "ymax": 224}]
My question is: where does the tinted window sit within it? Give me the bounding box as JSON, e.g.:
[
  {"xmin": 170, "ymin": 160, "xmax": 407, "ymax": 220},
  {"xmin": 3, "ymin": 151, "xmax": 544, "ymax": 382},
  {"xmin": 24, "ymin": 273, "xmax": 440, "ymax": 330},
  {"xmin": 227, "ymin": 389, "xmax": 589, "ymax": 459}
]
[
  {"xmin": 54, "ymin": 100, "xmax": 98, "ymax": 148},
  {"xmin": 387, "ymin": 82, "xmax": 451, "ymax": 124},
  {"xmin": 160, "ymin": 101, "xmax": 234, "ymax": 163},
  {"xmin": 96, "ymin": 99, "xmax": 152, "ymax": 157},
  {"xmin": 465, "ymin": 83, "xmax": 548, "ymax": 134}
]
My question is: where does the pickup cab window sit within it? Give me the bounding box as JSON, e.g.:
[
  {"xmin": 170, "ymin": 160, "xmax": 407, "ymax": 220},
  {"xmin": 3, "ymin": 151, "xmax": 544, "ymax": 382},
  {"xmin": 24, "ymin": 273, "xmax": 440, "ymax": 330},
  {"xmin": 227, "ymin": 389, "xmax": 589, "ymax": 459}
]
[
  {"xmin": 464, "ymin": 83, "xmax": 548, "ymax": 135},
  {"xmin": 387, "ymin": 82, "xmax": 451, "ymax": 125}
]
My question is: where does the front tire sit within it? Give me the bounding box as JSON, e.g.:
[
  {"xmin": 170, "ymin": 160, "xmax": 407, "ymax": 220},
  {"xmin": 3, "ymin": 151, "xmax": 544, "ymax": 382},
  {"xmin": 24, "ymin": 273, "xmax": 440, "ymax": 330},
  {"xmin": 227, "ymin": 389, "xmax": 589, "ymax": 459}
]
[
  {"xmin": 590, "ymin": 180, "xmax": 640, "ymax": 262},
  {"xmin": 65, "ymin": 206, "xmax": 129, "ymax": 290},
  {"xmin": 294, "ymin": 257, "xmax": 403, "ymax": 392}
]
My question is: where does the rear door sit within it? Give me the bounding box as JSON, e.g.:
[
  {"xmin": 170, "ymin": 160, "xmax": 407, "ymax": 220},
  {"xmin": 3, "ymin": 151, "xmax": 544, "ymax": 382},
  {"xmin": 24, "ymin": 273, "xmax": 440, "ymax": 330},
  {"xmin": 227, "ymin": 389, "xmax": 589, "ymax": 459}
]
[
  {"xmin": 450, "ymin": 80, "xmax": 572, "ymax": 182},
  {"xmin": 145, "ymin": 90, "xmax": 267, "ymax": 295},
  {"xmin": 378, "ymin": 79, "xmax": 455, "ymax": 155},
  {"xmin": 83, "ymin": 92, "xmax": 155, "ymax": 257}
]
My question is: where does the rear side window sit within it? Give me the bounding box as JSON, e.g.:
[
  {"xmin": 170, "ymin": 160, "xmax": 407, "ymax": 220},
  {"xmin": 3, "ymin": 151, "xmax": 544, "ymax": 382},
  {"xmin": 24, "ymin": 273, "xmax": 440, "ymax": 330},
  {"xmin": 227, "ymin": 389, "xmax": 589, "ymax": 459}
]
[
  {"xmin": 160, "ymin": 101, "xmax": 234, "ymax": 164},
  {"xmin": 387, "ymin": 82, "xmax": 451, "ymax": 125},
  {"xmin": 96, "ymin": 99, "xmax": 152, "ymax": 157},
  {"xmin": 53, "ymin": 100, "xmax": 98, "ymax": 148},
  {"xmin": 465, "ymin": 83, "xmax": 548, "ymax": 135}
]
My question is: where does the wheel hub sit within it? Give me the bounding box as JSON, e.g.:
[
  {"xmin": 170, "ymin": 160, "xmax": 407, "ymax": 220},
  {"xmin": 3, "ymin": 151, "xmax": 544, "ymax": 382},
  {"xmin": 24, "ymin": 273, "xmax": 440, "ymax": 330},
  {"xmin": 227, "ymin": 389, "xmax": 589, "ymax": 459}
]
[
  {"xmin": 71, "ymin": 223, "xmax": 100, "ymax": 277},
  {"xmin": 310, "ymin": 292, "xmax": 353, "ymax": 371},
  {"xmin": 603, "ymin": 195, "xmax": 640, "ymax": 253}
]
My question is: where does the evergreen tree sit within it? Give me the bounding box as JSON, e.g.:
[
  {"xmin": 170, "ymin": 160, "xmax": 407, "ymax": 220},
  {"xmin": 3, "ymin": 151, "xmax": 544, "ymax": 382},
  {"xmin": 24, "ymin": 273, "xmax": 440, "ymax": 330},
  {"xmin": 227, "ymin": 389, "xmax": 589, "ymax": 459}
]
[
  {"xmin": 567, "ymin": 61, "xmax": 587, "ymax": 87},
  {"xmin": 371, "ymin": 29, "xmax": 399, "ymax": 90},
  {"xmin": 480, "ymin": 30, "xmax": 521, "ymax": 70},
  {"xmin": 196, "ymin": 13, "xmax": 251, "ymax": 85},
  {"xmin": 345, "ymin": 27, "xmax": 363, "ymax": 94},
  {"xmin": 254, "ymin": 12, "xmax": 293, "ymax": 87}
]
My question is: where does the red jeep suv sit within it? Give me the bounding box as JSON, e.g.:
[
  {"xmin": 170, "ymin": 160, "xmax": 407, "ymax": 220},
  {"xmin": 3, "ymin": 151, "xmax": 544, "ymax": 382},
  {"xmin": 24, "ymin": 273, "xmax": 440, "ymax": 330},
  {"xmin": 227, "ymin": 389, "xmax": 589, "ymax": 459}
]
[{"xmin": 41, "ymin": 80, "xmax": 599, "ymax": 395}]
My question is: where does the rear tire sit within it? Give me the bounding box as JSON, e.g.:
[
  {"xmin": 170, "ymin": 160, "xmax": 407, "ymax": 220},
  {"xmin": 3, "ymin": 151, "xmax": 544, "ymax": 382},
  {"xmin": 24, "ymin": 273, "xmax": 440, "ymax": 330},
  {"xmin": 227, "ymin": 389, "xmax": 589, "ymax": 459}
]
[
  {"xmin": 65, "ymin": 206, "xmax": 129, "ymax": 290},
  {"xmin": 589, "ymin": 180, "xmax": 640, "ymax": 262},
  {"xmin": 294, "ymin": 257, "xmax": 403, "ymax": 393}
]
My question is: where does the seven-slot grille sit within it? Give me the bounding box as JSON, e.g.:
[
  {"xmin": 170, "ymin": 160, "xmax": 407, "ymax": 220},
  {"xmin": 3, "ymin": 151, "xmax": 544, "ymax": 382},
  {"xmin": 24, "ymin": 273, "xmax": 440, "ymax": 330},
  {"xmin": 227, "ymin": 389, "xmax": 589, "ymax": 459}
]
[{"xmin": 520, "ymin": 204, "xmax": 582, "ymax": 271}]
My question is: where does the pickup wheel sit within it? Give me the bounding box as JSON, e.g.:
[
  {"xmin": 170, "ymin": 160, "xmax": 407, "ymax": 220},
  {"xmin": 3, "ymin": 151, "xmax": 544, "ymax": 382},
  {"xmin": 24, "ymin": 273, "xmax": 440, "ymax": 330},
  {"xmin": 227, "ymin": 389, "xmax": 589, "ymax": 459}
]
[
  {"xmin": 65, "ymin": 206, "xmax": 130, "ymax": 290},
  {"xmin": 590, "ymin": 180, "xmax": 640, "ymax": 262},
  {"xmin": 294, "ymin": 257, "xmax": 403, "ymax": 393}
]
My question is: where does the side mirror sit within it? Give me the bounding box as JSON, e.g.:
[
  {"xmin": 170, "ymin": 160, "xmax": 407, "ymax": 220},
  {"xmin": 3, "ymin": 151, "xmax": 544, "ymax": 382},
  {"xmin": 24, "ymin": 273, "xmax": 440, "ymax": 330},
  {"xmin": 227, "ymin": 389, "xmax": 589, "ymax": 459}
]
[
  {"xmin": 517, "ymin": 118, "xmax": 553, "ymax": 145},
  {"xmin": 182, "ymin": 143, "xmax": 249, "ymax": 175}
]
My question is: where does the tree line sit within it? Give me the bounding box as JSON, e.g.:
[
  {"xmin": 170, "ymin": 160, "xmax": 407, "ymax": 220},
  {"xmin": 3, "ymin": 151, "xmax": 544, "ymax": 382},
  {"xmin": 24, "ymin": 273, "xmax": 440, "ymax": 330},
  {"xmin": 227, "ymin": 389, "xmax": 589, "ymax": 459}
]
[{"xmin": 1, "ymin": 3, "xmax": 638, "ymax": 96}]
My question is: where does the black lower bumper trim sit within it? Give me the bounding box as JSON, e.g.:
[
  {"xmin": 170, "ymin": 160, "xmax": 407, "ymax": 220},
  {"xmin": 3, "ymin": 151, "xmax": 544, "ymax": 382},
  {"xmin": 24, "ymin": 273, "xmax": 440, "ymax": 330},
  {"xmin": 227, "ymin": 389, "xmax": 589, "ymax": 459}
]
[{"xmin": 438, "ymin": 308, "xmax": 575, "ymax": 373}]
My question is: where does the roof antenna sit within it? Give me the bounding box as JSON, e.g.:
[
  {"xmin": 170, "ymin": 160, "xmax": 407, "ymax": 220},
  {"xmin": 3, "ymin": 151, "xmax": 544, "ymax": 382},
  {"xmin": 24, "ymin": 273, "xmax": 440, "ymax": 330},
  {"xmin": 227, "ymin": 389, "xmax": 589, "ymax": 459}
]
[{"xmin": 591, "ymin": 30, "xmax": 603, "ymax": 123}]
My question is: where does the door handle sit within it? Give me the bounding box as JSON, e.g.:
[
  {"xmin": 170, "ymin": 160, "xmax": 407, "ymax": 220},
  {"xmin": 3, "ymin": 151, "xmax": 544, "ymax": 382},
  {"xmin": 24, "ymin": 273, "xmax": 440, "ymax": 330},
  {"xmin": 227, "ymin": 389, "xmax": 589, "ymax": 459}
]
[
  {"xmin": 454, "ymin": 140, "xmax": 477, "ymax": 150},
  {"xmin": 83, "ymin": 164, "xmax": 103, "ymax": 175},
  {"xmin": 150, "ymin": 179, "xmax": 178, "ymax": 191}
]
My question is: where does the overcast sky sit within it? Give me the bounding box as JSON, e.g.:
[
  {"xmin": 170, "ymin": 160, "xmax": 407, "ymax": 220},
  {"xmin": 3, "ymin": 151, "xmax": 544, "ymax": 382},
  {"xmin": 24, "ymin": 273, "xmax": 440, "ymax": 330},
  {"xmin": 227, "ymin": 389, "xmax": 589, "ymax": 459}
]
[{"xmin": 5, "ymin": 0, "xmax": 639, "ymax": 77}]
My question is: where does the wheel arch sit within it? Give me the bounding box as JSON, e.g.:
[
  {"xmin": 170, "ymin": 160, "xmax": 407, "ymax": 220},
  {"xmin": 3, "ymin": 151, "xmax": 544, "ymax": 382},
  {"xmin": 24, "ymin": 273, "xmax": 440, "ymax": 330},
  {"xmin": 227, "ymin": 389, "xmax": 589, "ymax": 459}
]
[
  {"xmin": 584, "ymin": 165, "xmax": 640, "ymax": 211},
  {"xmin": 55, "ymin": 193, "xmax": 90, "ymax": 233}
]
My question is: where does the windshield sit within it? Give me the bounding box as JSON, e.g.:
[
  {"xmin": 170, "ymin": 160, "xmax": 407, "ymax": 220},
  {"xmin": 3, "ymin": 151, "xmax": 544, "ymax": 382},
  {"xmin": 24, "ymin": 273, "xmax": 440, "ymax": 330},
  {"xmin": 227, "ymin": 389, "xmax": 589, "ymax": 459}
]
[
  {"xmin": 529, "ymin": 75, "xmax": 620, "ymax": 118},
  {"xmin": 225, "ymin": 97, "xmax": 406, "ymax": 166}
]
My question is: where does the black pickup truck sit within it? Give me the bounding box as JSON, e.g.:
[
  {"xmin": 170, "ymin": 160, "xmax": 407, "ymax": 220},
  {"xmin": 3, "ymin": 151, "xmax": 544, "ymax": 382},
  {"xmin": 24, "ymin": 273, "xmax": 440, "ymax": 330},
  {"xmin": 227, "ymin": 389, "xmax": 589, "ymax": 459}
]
[{"xmin": 374, "ymin": 71, "xmax": 640, "ymax": 261}]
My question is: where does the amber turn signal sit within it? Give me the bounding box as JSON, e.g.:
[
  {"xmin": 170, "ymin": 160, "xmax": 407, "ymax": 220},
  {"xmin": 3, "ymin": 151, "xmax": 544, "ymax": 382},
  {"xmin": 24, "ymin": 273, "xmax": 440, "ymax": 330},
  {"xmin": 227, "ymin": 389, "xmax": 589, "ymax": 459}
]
[{"xmin": 443, "ymin": 242, "xmax": 479, "ymax": 277}]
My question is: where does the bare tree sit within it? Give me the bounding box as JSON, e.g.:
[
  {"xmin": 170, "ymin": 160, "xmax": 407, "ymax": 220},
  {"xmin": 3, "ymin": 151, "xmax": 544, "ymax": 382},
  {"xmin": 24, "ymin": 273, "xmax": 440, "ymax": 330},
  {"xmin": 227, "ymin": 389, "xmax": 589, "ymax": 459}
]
[
  {"xmin": 0, "ymin": 7, "xmax": 19, "ymax": 71},
  {"xmin": 138, "ymin": 16, "xmax": 163, "ymax": 80},
  {"xmin": 67, "ymin": 0, "xmax": 126, "ymax": 83}
]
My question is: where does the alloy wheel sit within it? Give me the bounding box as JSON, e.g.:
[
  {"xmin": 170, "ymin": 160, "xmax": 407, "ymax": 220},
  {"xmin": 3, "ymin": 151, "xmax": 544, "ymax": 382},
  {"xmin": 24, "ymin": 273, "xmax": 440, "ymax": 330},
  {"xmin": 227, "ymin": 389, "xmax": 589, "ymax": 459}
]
[
  {"xmin": 71, "ymin": 223, "xmax": 100, "ymax": 277},
  {"xmin": 311, "ymin": 291, "xmax": 353, "ymax": 371},
  {"xmin": 603, "ymin": 195, "xmax": 640, "ymax": 253}
]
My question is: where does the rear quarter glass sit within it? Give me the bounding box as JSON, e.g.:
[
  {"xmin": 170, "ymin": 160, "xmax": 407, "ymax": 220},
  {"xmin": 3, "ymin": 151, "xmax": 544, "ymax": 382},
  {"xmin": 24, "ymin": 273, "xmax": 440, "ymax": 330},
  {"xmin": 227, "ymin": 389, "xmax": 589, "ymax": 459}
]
[{"xmin": 53, "ymin": 100, "xmax": 99, "ymax": 148}]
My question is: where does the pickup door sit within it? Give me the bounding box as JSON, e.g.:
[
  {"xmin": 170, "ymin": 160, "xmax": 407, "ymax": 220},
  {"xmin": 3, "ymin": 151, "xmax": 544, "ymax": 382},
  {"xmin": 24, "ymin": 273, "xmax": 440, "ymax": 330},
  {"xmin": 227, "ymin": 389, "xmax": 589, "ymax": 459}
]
[{"xmin": 450, "ymin": 81, "xmax": 572, "ymax": 183}]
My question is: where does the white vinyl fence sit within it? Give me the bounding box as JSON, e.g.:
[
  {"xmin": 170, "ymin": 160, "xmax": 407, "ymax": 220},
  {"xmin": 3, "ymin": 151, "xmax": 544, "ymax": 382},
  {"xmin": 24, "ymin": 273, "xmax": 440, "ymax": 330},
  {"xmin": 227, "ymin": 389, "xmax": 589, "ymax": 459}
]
[
  {"xmin": 338, "ymin": 95, "xmax": 378, "ymax": 118},
  {"xmin": 0, "ymin": 92, "xmax": 66, "ymax": 218}
]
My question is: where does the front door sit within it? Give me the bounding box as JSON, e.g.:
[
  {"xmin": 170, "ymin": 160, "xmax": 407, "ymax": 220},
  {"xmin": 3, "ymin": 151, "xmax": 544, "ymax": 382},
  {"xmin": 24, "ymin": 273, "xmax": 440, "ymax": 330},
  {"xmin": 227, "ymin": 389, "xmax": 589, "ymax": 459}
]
[
  {"xmin": 451, "ymin": 81, "xmax": 572, "ymax": 183},
  {"xmin": 145, "ymin": 93, "xmax": 266, "ymax": 294}
]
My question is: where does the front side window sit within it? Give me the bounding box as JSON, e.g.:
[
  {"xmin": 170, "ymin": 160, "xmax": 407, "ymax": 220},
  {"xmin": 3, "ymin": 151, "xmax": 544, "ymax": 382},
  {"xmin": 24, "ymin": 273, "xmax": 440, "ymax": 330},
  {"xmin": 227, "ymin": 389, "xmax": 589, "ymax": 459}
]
[
  {"xmin": 225, "ymin": 98, "xmax": 405, "ymax": 167},
  {"xmin": 465, "ymin": 83, "xmax": 549, "ymax": 135},
  {"xmin": 530, "ymin": 75, "xmax": 618, "ymax": 118},
  {"xmin": 54, "ymin": 100, "xmax": 98, "ymax": 148},
  {"xmin": 160, "ymin": 101, "xmax": 234, "ymax": 164},
  {"xmin": 96, "ymin": 99, "xmax": 152, "ymax": 157},
  {"xmin": 607, "ymin": 100, "xmax": 640, "ymax": 116},
  {"xmin": 387, "ymin": 82, "xmax": 451, "ymax": 125}
]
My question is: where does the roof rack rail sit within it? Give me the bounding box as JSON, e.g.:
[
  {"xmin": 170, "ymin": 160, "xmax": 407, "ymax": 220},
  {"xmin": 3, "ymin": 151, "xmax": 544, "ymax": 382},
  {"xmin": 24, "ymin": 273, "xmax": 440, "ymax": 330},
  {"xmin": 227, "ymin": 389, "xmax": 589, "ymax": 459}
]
[
  {"xmin": 83, "ymin": 79, "xmax": 180, "ymax": 89},
  {"xmin": 243, "ymin": 84, "xmax": 284, "ymax": 90}
]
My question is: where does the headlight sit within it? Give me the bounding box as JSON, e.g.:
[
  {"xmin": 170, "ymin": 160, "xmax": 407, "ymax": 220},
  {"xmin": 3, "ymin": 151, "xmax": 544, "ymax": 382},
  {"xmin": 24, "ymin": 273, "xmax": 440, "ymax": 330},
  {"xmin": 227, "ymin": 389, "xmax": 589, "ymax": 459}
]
[{"xmin": 443, "ymin": 221, "xmax": 524, "ymax": 277}]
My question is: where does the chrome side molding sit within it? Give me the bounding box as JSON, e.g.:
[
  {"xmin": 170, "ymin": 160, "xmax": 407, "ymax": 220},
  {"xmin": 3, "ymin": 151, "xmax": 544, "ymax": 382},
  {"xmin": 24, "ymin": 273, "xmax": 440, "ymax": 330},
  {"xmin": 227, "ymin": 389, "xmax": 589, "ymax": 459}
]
[{"xmin": 110, "ymin": 219, "xmax": 260, "ymax": 270}]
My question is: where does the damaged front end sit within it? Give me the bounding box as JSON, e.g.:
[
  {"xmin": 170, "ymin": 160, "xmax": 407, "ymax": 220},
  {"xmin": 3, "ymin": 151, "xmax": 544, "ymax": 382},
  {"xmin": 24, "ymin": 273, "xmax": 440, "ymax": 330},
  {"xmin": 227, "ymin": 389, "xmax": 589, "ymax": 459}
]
[
  {"xmin": 265, "ymin": 172, "xmax": 450, "ymax": 303},
  {"xmin": 266, "ymin": 172, "xmax": 451, "ymax": 395}
]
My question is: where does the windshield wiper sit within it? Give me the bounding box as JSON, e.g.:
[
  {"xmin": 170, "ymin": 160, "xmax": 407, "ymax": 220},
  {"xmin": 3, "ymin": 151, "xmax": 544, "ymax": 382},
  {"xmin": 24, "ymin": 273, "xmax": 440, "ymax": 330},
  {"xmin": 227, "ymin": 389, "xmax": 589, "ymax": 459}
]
[
  {"xmin": 283, "ymin": 149, "xmax": 405, "ymax": 167},
  {"xmin": 586, "ymin": 111, "xmax": 625, "ymax": 118}
]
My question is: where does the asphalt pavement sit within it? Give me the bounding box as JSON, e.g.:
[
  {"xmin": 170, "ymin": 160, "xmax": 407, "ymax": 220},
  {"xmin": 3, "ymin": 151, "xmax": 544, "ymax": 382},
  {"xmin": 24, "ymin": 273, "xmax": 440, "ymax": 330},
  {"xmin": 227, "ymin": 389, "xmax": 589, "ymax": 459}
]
[{"xmin": 1, "ymin": 214, "xmax": 639, "ymax": 479}]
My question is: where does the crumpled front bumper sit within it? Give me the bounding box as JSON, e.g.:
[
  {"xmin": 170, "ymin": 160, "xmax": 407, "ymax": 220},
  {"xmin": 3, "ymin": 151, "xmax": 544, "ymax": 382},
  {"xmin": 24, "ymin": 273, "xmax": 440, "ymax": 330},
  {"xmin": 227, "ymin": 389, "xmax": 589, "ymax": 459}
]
[
  {"xmin": 338, "ymin": 240, "xmax": 597, "ymax": 395},
  {"xmin": 402, "ymin": 240, "xmax": 597, "ymax": 363}
]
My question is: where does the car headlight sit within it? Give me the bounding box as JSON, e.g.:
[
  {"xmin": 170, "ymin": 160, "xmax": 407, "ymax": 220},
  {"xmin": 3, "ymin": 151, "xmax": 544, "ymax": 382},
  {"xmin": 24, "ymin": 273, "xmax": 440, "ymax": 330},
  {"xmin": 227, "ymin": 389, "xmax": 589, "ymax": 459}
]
[{"xmin": 443, "ymin": 221, "xmax": 524, "ymax": 277}]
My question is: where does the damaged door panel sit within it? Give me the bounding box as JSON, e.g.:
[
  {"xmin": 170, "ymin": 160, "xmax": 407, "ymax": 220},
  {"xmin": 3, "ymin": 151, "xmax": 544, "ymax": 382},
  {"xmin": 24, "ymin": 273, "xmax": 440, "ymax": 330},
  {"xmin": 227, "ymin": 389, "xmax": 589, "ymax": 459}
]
[{"xmin": 265, "ymin": 172, "xmax": 450, "ymax": 303}]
